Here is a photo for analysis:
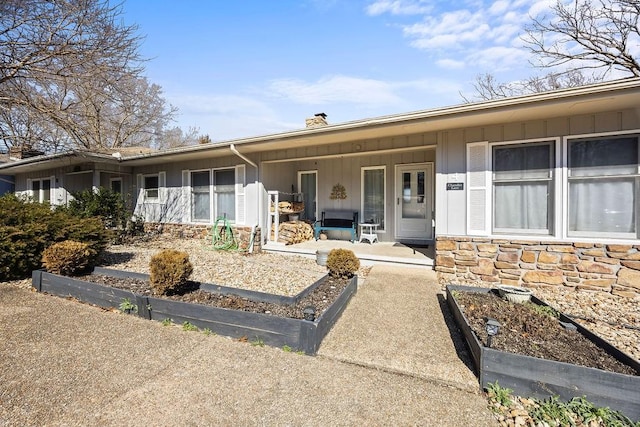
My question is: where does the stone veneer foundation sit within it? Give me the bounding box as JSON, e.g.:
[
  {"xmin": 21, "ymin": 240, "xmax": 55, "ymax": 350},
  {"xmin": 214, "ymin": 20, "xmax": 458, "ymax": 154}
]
[
  {"xmin": 144, "ymin": 223, "xmax": 262, "ymax": 252},
  {"xmin": 435, "ymin": 236, "xmax": 640, "ymax": 298}
]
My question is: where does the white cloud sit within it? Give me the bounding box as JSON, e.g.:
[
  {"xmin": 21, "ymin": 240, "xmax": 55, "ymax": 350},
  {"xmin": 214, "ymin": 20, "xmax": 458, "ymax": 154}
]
[
  {"xmin": 366, "ymin": 0, "xmax": 433, "ymax": 16},
  {"xmin": 368, "ymin": 1, "xmax": 541, "ymax": 74},
  {"xmin": 436, "ymin": 58, "xmax": 466, "ymax": 69},
  {"xmin": 267, "ymin": 75, "xmax": 403, "ymax": 106}
]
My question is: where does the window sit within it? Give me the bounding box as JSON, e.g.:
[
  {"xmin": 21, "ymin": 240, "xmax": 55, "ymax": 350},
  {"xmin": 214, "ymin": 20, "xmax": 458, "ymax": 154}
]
[
  {"xmin": 191, "ymin": 170, "xmax": 210, "ymax": 222},
  {"xmin": 568, "ymin": 135, "xmax": 639, "ymax": 238},
  {"xmin": 214, "ymin": 169, "xmax": 235, "ymax": 221},
  {"xmin": 144, "ymin": 175, "xmax": 159, "ymax": 199},
  {"xmin": 362, "ymin": 167, "xmax": 385, "ymax": 230},
  {"xmin": 492, "ymin": 142, "xmax": 554, "ymax": 234},
  {"xmin": 110, "ymin": 178, "xmax": 122, "ymax": 194},
  {"xmin": 31, "ymin": 178, "xmax": 51, "ymax": 203}
]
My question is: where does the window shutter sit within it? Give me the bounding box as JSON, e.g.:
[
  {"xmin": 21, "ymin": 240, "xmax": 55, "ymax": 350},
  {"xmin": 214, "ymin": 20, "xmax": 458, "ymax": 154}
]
[
  {"xmin": 136, "ymin": 174, "xmax": 144, "ymax": 204},
  {"xmin": 467, "ymin": 141, "xmax": 490, "ymax": 235},
  {"xmin": 49, "ymin": 175, "xmax": 55, "ymax": 204},
  {"xmin": 182, "ymin": 170, "xmax": 191, "ymax": 222},
  {"xmin": 158, "ymin": 171, "xmax": 167, "ymax": 203},
  {"xmin": 26, "ymin": 178, "xmax": 33, "ymax": 200},
  {"xmin": 235, "ymin": 165, "xmax": 246, "ymax": 225}
]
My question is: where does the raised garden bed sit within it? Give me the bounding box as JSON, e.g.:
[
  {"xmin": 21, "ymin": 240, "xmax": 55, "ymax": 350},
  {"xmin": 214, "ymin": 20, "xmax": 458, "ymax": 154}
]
[
  {"xmin": 446, "ymin": 284, "xmax": 640, "ymax": 421},
  {"xmin": 32, "ymin": 267, "xmax": 357, "ymax": 355}
]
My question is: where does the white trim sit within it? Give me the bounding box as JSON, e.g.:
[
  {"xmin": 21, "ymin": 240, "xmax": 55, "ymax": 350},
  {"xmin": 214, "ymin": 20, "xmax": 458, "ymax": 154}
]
[
  {"xmin": 394, "ymin": 162, "xmax": 434, "ymax": 240},
  {"xmin": 563, "ymin": 129, "xmax": 640, "ymax": 240},
  {"xmin": 189, "ymin": 169, "xmax": 212, "ymax": 223},
  {"xmin": 235, "ymin": 164, "xmax": 246, "ymax": 225},
  {"xmin": 109, "ymin": 177, "xmax": 123, "ymax": 193},
  {"xmin": 488, "ymin": 137, "xmax": 561, "ymax": 237},
  {"xmin": 361, "ymin": 165, "xmax": 386, "ymax": 231},
  {"xmin": 297, "ymin": 170, "xmax": 318, "ymax": 221}
]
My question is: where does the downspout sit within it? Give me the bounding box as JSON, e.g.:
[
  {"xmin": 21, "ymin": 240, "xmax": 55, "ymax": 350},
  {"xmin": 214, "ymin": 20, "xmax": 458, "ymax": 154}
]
[{"xmin": 230, "ymin": 144, "xmax": 261, "ymax": 252}]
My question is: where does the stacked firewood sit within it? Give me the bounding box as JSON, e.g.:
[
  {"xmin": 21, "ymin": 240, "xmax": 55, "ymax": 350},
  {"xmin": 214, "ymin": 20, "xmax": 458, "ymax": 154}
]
[
  {"xmin": 270, "ymin": 201, "xmax": 305, "ymax": 214},
  {"xmin": 273, "ymin": 221, "xmax": 314, "ymax": 245}
]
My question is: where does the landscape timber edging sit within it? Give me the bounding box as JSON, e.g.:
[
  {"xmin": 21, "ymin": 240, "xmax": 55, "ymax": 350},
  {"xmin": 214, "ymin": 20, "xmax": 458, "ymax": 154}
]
[
  {"xmin": 31, "ymin": 268, "xmax": 357, "ymax": 355},
  {"xmin": 445, "ymin": 284, "xmax": 640, "ymax": 421}
]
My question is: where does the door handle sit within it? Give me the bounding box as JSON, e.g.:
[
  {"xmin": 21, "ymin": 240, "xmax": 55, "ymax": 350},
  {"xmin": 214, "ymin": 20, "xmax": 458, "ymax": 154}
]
[{"xmin": 397, "ymin": 198, "xmax": 399, "ymax": 205}]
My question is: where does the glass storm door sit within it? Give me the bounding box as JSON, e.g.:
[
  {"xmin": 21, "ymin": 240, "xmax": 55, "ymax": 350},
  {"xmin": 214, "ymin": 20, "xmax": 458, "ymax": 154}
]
[
  {"xmin": 298, "ymin": 171, "xmax": 317, "ymax": 221},
  {"xmin": 395, "ymin": 164, "xmax": 433, "ymax": 240}
]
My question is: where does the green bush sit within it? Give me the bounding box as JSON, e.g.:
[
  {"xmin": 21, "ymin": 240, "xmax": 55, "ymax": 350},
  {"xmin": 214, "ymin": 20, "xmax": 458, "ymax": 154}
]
[
  {"xmin": 326, "ymin": 249, "xmax": 360, "ymax": 278},
  {"xmin": 65, "ymin": 187, "xmax": 127, "ymax": 229},
  {"xmin": 42, "ymin": 240, "xmax": 97, "ymax": 276},
  {"xmin": 0, "ymin": 194, "xmax": 111, "ymax": 280},
  {"xmin": 149, "ymin": 249, "xmax": 193, "ymax": 295}
]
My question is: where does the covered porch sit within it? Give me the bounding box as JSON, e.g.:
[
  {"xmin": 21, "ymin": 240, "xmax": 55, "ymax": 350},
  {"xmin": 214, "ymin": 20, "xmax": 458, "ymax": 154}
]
[{"xmin": 263, "ymin": 239, "xmax": 434, "ymax": 268}]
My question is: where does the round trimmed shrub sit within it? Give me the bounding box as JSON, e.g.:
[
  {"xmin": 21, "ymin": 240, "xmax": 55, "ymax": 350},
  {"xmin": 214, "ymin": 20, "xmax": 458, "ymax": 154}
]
[
  {"xmin": 41, "ymin": 240, "xmax": 97, "ymax": 276},
  {"xmin": 326, "ymin": 248, "xmax": 360, "ymax": 278},
  {"xmin": 149, "ymin": 249, "xmax": 193, "ymax": 295}
]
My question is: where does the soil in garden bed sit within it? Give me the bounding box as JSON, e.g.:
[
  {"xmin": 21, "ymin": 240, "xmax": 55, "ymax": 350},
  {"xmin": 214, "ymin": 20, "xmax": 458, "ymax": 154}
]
[
  {"xmin": 77, "ymin": 274, "xmax": 350, "ymax": 320},
  {"xmin": 454, "ymin": 291, "xmax": 638, "ymax": 376}
]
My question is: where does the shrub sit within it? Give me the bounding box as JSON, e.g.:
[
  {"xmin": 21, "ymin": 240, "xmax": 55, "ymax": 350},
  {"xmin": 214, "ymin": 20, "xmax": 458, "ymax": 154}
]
[
  {"xmin": 42, "ymin": 240, "xmax": 97, "ymax": 276},
  {"xmin": 65, "ymin": 187, "xmax": 127, "ymax": 229},
  {"xmin": 149, "ymin": 249, "xmax": 193, "ymax": 295},
  {"xmin": 0, "ymin": 194, "xmax": 112, "ymax": 280},
  {"xmin": 326, "ymin": 249, "xmax": 360, "ymax": 278}
]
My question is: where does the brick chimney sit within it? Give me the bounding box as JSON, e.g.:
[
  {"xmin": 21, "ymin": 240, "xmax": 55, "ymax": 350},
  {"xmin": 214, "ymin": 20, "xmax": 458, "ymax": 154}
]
[
  {"xmin": 9, "ymin": 146, "xmax": 44, "ymax": 160},
  {"xmin": 305, "ymin": 113, "xmax": 328, "ymax": 128}
]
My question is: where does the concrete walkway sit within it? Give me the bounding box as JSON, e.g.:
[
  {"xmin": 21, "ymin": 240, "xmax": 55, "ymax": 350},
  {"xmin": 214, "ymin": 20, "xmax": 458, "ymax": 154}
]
[
  {"xmin": 0, "ymin": 266, "xmax": 497, "ymax": 426},
  {"xmin": 319, "ymin": 265, "xmax": 480, "ymax": 392}
]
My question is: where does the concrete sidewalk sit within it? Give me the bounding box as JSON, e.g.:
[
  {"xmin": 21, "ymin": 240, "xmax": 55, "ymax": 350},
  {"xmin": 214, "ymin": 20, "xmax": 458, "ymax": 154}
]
[{"xmin": 0, "ymin": 267, "xmax": 497, "ymax": 426}]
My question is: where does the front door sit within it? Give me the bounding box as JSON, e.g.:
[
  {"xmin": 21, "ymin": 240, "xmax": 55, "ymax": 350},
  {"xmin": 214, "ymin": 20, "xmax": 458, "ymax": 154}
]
[{"xmin": 395, "ymin": 163, "xmax": 433, "ymax": 240}]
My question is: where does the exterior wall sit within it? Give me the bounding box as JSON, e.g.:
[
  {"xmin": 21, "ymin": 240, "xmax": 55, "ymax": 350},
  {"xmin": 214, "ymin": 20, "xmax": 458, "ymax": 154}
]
[
  {"xmin": 435, "ymin": 236, "xmax": 640, "ymax": 298},
  {"xmin": 132, "ymin": 156, "xmax": 261, "ymax": 228},
  {"xmin": 260, "ymin": 133, "xmax": 436, "ymax": 242},
  {"xmin": 435, "ymin": 108, "xmax": 640, "ymax": 237},
  {"xmin": 435, "ymin": 106, "xmax": 640, "ymax": 297}
]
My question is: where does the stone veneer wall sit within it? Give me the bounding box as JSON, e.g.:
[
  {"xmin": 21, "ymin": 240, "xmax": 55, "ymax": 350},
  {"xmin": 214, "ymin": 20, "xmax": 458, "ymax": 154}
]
[
  {"xmin": 144, "ymin": 223, "xmax": 262, "ymax": 252},
  {"xmin": 435, "ymin": 236, "xmax": 640, "ymax": 298}
]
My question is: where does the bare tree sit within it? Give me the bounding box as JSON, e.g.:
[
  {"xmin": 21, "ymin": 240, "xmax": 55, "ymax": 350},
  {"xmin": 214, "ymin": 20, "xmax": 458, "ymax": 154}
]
[
  {"xmin": 524, "ymin": 0, "xmax": 640, "ymax": 78},
  {"xmin": 464, "ymin": 69, "xmax": 601, "ymax": 101},
  {"xmin": 463, "ymin": 0, "xmax": 638, "ymax": 102},
  {"xmin": 0, "ymin": 0, "xmax": 177, "ymax": 152}
]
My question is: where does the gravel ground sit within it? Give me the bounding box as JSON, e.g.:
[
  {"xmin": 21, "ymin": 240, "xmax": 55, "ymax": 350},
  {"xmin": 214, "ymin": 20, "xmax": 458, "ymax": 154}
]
[{"xmin": 100, "ymin": 235, "xmax": 370, "ymax": 296}]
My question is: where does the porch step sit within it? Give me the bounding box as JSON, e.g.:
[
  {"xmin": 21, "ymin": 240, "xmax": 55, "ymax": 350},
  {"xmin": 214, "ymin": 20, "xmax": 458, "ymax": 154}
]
[{"xmin": 262, "ymin": 241, "xmax": 434, "ymax": 268}]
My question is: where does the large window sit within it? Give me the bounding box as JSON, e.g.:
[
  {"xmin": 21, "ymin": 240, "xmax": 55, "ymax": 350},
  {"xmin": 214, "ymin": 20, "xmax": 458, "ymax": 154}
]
[
  {"xmin": 191, "ymin": 170, "xmax": 210, "ymax": 222},
  {"xmin": 492, "ymin": 142, "xmax": 554, "ymax": 234},
  {"xmin": 143, "ymin": 175, "xmax": 159, "ymax": 200},
  {"xmin": 214, "ymin": 169, "xmax": 235, "ymax": 221},
  {"xmin": 362, "ymin": 167, "xmax": 385, "ymax": 230},
  {"xmin": 31, "ymin": 178, "xmax": 51, "ymax": 203},
  {"xmin": 568, "ymin": 135, "xmax": 639, "ymax": 238}
]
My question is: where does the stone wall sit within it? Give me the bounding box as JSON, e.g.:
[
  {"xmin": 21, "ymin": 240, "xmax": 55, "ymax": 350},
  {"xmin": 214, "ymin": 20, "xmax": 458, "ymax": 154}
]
[
  {"xmin": 435, "ymin": 236, "xmax": 640, "ymax": 298},
  {"xmin": 144, "ymin": 223, "xmax": 262, "ymax": 252}
]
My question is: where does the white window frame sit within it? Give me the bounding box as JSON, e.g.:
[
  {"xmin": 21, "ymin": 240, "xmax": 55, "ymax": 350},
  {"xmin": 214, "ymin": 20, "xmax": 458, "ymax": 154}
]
[
  {"xmin": 137, "ymin": 171, "xmax": 165, "ymax": 204},
  {"xmin": 213, "ymin": 167, "xmax": 236, "ymax": 222},
  {"xmin": 563, "ymin": 130, "xmax": 640, "ymax": 240},
  {"xmin": 110, "ymin": 177, "xmax": 123, "ymax": 194},
  {"xmin": 181, "ymin": 165, "xmax": 246, "ymax": 225},
  {"xmin": 489, "ymin": 138, "xmax": 560, "ymax": 236},
  {"xmin": 27, "ymin": 177, "xmax": 54, "ymax": 203},
  {"xmin": 361, "ymin": 166, "xmax": 386, "ymax": 231},
  {"xmin": 190, "ymin": 169, "xmax": 212, "ymax": 223}
]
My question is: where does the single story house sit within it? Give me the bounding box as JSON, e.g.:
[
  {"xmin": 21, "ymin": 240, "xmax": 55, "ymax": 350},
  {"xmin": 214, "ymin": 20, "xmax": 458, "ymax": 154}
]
[{"xmin": 1, "ymin": 78, "xmax": 639, "ymax": 297}]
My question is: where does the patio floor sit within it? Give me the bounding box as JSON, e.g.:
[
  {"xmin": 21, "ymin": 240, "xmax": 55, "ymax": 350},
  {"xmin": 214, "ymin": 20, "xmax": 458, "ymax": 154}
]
[{"xmin": 263, "ymin": 239, "xmax": 434, "ymax": 267}]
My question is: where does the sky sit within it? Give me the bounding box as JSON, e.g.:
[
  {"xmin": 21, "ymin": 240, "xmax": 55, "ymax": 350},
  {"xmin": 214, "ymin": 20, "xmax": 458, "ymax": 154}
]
[{"xmin": 121, "ymin": 0, "xmax": 558, "ymax": 142}]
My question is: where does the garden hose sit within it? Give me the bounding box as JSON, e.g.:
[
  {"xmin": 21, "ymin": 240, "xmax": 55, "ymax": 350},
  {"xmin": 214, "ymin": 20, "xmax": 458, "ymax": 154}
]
[{"xmin": 210, "ymin": 217, "xmax": 238, "ymax": 251}]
